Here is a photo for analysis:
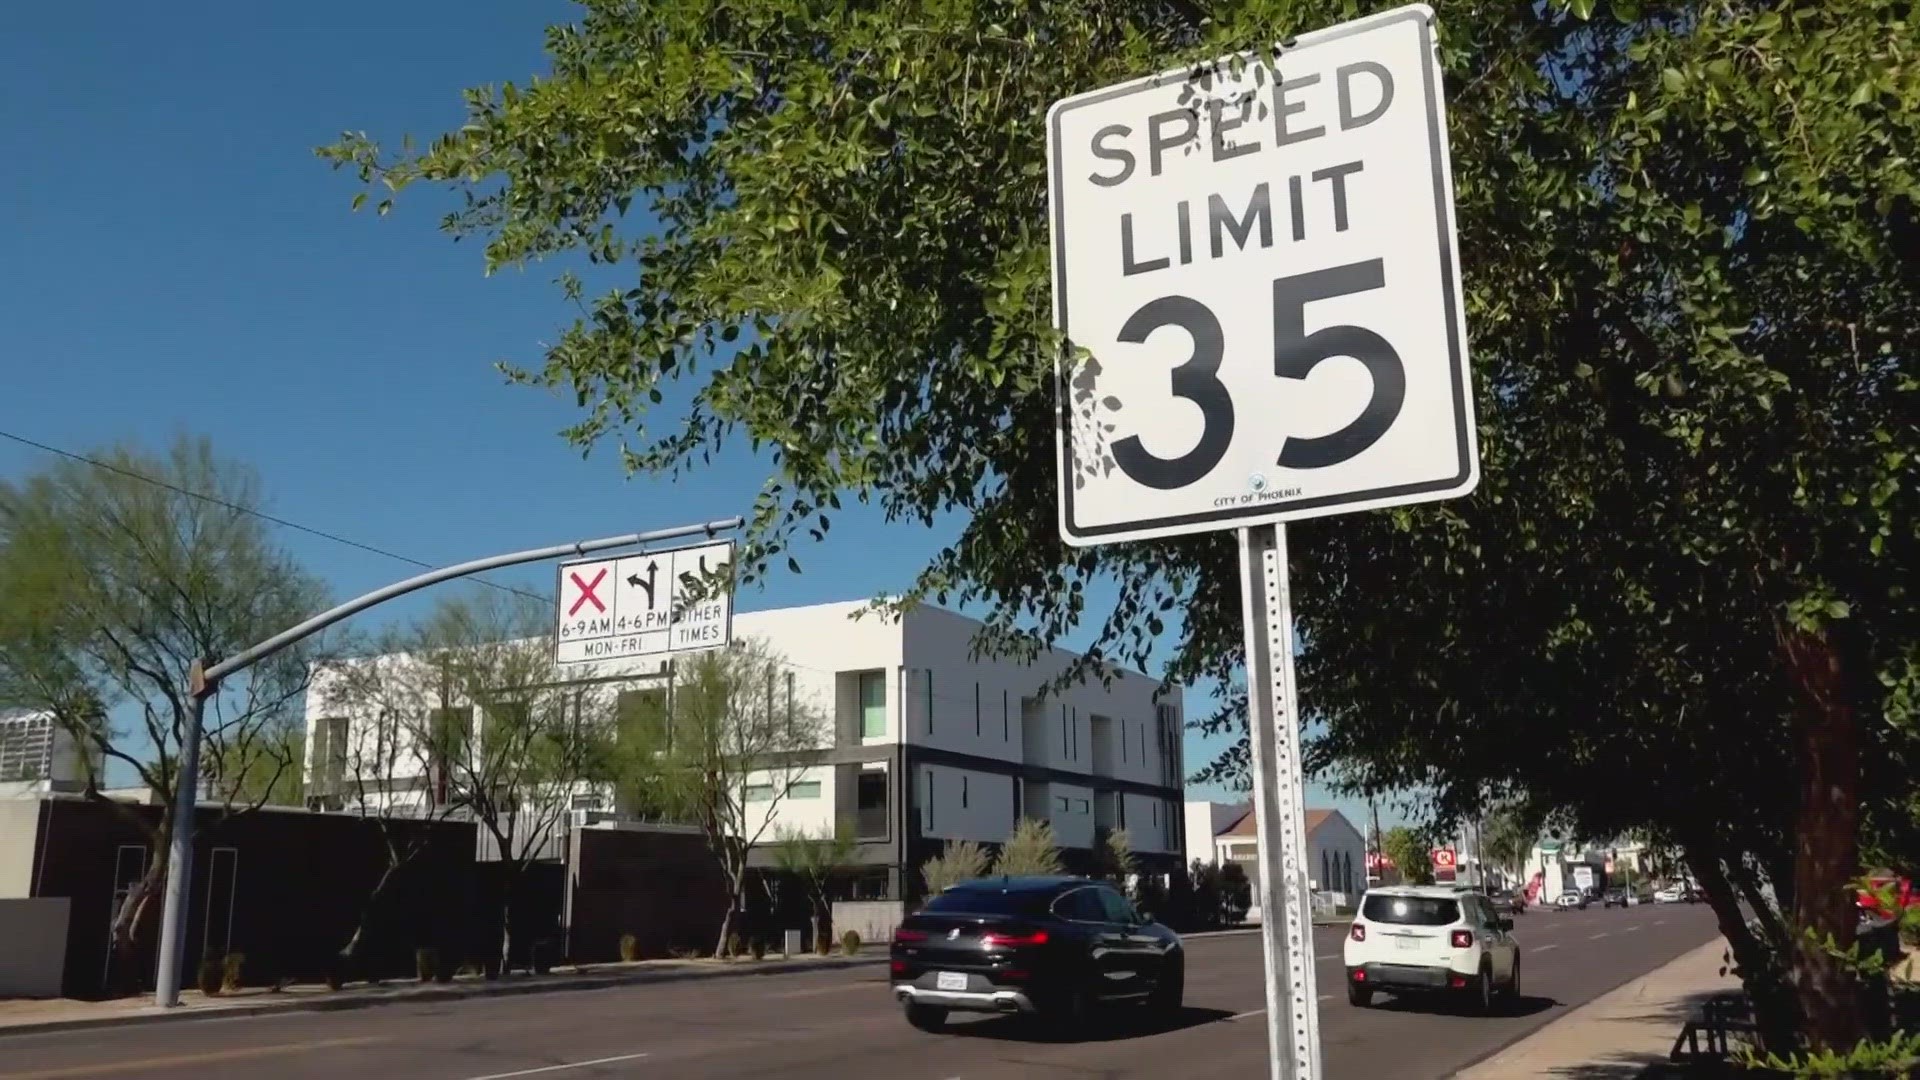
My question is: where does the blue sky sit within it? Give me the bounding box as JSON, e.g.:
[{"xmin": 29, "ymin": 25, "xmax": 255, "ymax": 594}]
[{"xmin": 0, "ymin": 0, "xmax": 1395, "ymax": 831}]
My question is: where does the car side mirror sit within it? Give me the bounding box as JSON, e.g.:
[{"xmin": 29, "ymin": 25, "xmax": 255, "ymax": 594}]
[{"xmin": 1136, "ymin": 910, "xmax": 1154, "ymax": 925}]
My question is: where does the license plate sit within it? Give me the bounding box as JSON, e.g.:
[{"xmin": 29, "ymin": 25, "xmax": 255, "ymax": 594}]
[
  {"xmin": 1395, "ymin": 936, "xmax": 1420, "ymax": 951},
  {"xmin": 936, "ymin": 972, "xmax": 968, "ymax": 991}
]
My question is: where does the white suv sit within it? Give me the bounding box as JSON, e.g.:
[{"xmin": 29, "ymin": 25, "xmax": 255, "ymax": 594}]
[{"xmin": 1342, "ymin": 886, "xmax": 1521, "ymax": 1012}]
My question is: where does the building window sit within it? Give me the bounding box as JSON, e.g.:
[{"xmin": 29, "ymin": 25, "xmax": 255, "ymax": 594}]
[
  {"xmin": 961, "ymin": 775, "xmax": 969, "ymax": 809},
  {"xmin": 1073, "ymin": 798, "xmax": 1089, "ymax": 814},
  {"xmin": 1060, "ymin": 705, "xmax": 1069, "ymax": 759},
  {"xmin": 1054, "ymin": 795, "xmax": 1070, "ymax": 812},
  {"xmin": 974, "ymin": 683, "xmax": 981, "ymax": 739},
  {"xmin": 1002, "ymin": 690, "xmax": 1010, "ymax": 742},
  {"xmin": 788, "ymin": 780, "xmax": 822, "ymax": 799},
  {"xmin": 859, "ymin": 672, "xmax": 886, "ymax": 738},
  {"xmin": 744, "ymin": 784, "xmax": 775, "ymax": 802},
  {"xmin": 855, "ymin": 769, "xmax": 889, "ymax": 840},
  {"xmin": 617, "ymin": 689, "xmax": 669, "ymax": 750},
  {"xmin": 925, "ymin": 670, "xmax": 934, "ymax": 734},
  {"xmin": 924, "ymin": 769, "xmax": 935, "ymax": 832},
  {"xmin": 312, "ymin": 716, "xmax": 348, "ymax": 784},
  {"xmin": 1322, "ymin": 850, "xmax": 1331, "ymax": 890}
]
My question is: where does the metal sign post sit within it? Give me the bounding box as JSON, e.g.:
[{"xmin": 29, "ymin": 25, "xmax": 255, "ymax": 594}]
[{"xmin": 1237, "ymin": 524, "xmax": 1320, "ymax": 1080}]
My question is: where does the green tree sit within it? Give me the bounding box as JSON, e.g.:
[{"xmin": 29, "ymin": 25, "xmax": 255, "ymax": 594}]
[
  {"xmin": 1218, "ymin": 861, "xmax": 1253, "ymax": 921},
  {"xmin": 0, "ymin": 437, "xmax": 327, "ymax": 987},
  {"xmin": 1480, "ymin": 807, "xmax": 1541, "ymax": 887},
  {"xmin": 405, "ymin": 592, "xmax": 619, "ymax": 972},
  {"xmin": 993, "ymin": 818, "xmax": 1063, "ymax": 877},
  {"xmin": 618, "ymin": 640, "xmax": 827, "ymax": 957},
  {"xmin": 920, "ymin": 839, "xmax": 992, "ymax": 897},
  {"xmin": 325, "ymin": 0, "xmax": 1920, "ymax": 1054},
  {"xmin": 1380, "ymin": 827, "xmax": 1433, "ymax": 887},
  {"xmin": 1189, "ymin": 860, "xmax": 1224, "ymax": 929},
  {"xmin": 771, "ymin": 823, "xmax": 855, "ymax": 952},
  {"xmin": 1097, "ymin": 826, "xmax": 1137, "ymax": 884}
]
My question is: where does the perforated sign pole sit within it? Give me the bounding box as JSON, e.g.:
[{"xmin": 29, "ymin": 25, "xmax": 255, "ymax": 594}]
[{"xmin": 1237, "ymin": 523, "xmax": 1321, "ymax": 1080}]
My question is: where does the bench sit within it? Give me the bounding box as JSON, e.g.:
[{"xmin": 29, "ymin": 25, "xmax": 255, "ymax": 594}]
[{"xmin": 1670, "ymin": 991, "xmax": 1757, "ymax": 1064}]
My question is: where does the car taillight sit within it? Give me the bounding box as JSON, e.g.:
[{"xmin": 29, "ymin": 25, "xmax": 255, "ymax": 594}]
[
  {"xmin": 893, "ymin": 928, "xmax": 928, "ymax": 944},
  {"xmin": 1451, "ymin": 930, "xmax": 1474, "ymax": 949},
  {"xmin": 980, "ymin": 930, "xmax": 1049, "ymax": 948},
  {"xmin": 1349, "ymin": 924, "xmax": 1366, "ymax": 942},
  {"xmin": 889, "ymin": 960, "xmax": 908, "ymax": 976}
]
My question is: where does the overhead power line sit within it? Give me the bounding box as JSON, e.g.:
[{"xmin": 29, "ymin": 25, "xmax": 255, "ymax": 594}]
[{"xmin": 0, "ymin": 428, "xmax": 548, "ymax": 604}]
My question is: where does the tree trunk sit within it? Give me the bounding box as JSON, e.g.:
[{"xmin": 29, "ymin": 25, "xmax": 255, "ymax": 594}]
[
  {"xmin": 1687, "ymin": 845, "xmax": 1801, "ymax": 1052},
  {"xmin": 1779, "ymin": 625, "xmax": 1866, "ymax": 1052},
  {"xmin": 714, "ymin": 863, "xmax": 746, "ymax": 958},
  {"xmin": 338, "ymin": 857, "xmax": 404, "ymax": 962},
  {"xmin": 107, "ymin": 857, "xmax": 166, "ymax": 995}
]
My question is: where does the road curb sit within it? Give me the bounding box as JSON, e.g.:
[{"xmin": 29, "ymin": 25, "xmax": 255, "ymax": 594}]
[{"xmin": 0, "ymin": 955, "xmax": 890, "ymax": 1040}]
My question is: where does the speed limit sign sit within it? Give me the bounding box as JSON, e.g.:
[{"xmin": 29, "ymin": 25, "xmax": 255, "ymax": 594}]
[
  {"xmin": 1047, "ymin": 4, "xmax": 1476, "ymax": 545},
  {"xmin": 1046, "ymin": 10, "xmax": 1478, "ymax": 1080}
]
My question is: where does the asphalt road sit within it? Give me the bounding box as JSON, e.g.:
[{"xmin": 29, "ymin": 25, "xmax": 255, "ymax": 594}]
[{"xmin": 0, "ymin": 902, "xmax": 1719, "ymax": 1080}]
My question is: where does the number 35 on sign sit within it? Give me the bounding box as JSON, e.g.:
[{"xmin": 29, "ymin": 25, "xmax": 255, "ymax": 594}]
[{"xmin": 1048, "ymin": 4, "xmax": 1478, "ymax": 547}]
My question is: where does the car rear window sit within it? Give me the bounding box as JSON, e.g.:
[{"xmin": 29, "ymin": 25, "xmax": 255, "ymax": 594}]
[
  {"xmin": 1362, "ymin": 895, "xmax": 1460, "ymax": 926},
  {"xmin": 921, "ymin": 887, "xmax": 1054, "ymax": 917}
]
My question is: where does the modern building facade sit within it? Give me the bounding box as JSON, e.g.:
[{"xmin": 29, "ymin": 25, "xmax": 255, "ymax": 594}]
[{"xmin": 302, "ymin": 601, "xmax": 1188, "ymax": 900}]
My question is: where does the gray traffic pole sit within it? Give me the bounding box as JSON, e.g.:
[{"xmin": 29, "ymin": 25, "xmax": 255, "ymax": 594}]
[
  {"xmin": 152, "ymin": 662, "xmax": 210, "ymax": 1008},
  {"xmin": 151, "ymin": 517, "xmax": 742, "ymax": 1006}
]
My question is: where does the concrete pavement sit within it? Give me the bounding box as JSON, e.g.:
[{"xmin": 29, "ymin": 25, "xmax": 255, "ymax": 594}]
[
  {"xmin": 0, "ymin": 903, "xmax": 1720, "ymax": 1079},
  {"xmin": 1458, "ymin": 933, "xmax": 1738, "ymax": 1079}
]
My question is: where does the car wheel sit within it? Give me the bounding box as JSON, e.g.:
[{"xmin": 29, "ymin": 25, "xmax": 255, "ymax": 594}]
[
  {"xmin": 1051, "ymin": 982, "xmax": 1096, "ymax": 1031},
  {"xmin": 1347, "ymin": 982, "xmax": 1373, "ymax": 1007},
  {"xmin": 1504, "ymin": 956, "xmax": 1521, "ymax": 1003},
  {"xmin": 905, "ymin": 1003, "xmax": 948, "ymax": 1032},
  {"xmin": 1473, "ymin": 963, "xmax": 1495, "ymax": 1015},
  {"xmin": 1148, "ymin": 961, "xmax": 1185, "ymax": 1013}
]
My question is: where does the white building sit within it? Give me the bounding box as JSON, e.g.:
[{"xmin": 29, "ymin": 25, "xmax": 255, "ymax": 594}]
[
  {"xmin": 0, "ymin": 709, "xmax": 96, "ymax": 798},
  {"xmin": 1184, "ymin": 802, "xmax": 1367, "ymax": 916},
  {"xmin": 303, "ymin": 601, "xmax": 1188, "ymax": 899}
]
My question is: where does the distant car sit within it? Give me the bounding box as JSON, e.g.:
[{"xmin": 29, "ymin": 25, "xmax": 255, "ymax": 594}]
[
  {"xmin": 1487, "ymin": 890, "xmax": 1527, "ymax": 917},
  {"xmin": 1555, "ymin": 890, "xmax": 1588, "ymax": 910},
  {"xmin": 1653, "ymin": 885, "xmax": 1685, "ymax": 903},
  {"xmin": 1602, "ymin": 889, "xmax": 1629, "ymax": 909},
  {"xmin": 1342, "ymin": 886, "xmax": 1521, "ymax": 1013},
  {"xmin": 889, "ymin": 875, "xmax": 1184, "ymax": 1032}
]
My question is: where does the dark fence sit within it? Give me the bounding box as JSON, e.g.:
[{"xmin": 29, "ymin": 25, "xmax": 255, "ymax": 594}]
[{"xmin": 30, "ymin": 798, "xmax": 481, "ymax": 998}]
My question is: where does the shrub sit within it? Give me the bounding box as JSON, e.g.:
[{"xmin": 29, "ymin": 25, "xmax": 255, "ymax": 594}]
[
  {"xmin": 749, "ymin": 936, "xmax": 768, "ymax": 961},
  {"xmin": 840, "ymin": 930, "xmax": 861, "ymax": 956},
  {"xmin": 618, "ymin": 933, "xmax": 640, "ymax": 962},
  {"xmin": 221, "ymin": 953, "xmax": 245, "ymax": 993},
  {"xmin": 197, "ymin": 957, "xmax": 224, "ymax": 996},
  {"xmin": 415, "ymin": 948, "xmax": 438, "ymax": 983}
]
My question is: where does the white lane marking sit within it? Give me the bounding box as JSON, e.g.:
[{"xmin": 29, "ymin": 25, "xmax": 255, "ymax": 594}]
[
  {"xmin": 1318, "ymin": 993, "xmax": 1334, "ymax": 1002},
  {"xmin": 1532, "ymin": 943, "xmax": 1560, "ymax": 952},
  {"xmin": 771, "ymin": 982, "xmax": 876, "ymax": 998},
  {"xmin": 1317, "ymin": 953, "xmax": 1339, "ymax": 961},
  {"xmin": 465, "ymin": 1053, "xmax": 650, "ymax": 1080},
  {"xmin": 1589, "ymin": 931, "xmax": 1611, "ymax": 940},
  {"xmin": 1230, "ymin": 1008, "xmax": 1267, "ymax": 1021},
  {"xmin": 1621, "ymin": 925, "xmax": 1642, "ymax": 933},
  {"xmin": 1653, "ymin": 919, "xmax": 1667, "ymax": 926}
]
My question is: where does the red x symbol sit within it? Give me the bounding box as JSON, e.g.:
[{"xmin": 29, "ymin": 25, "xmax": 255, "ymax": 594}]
[{"xmin": 567, "ymin": 568, "xmax": 608, "ymax": 616}]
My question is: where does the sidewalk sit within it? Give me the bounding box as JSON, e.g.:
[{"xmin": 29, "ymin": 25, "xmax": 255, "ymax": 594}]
[
  {"xmin": 0, "ymin": 952, "xmax": 887, "ymax": 1040},
  {"xmin": 1454, "ymin": 938, "xmax": 1737, "ymax": 1079}
]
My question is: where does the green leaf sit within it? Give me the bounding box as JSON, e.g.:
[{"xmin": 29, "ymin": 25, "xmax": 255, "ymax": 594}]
[
  {"xmin": 350, "ymin": 192, "xmax": 367, "ymax": 212},
  {"xmin": 1661, "ymin": 67, "xmax": 1685, "ymax": 94}
]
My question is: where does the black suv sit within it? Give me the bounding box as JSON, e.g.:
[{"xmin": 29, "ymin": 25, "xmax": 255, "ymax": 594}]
[{"xmin": 890, "ymin": 875, "xmax": 1185, "ymax": 1032}]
